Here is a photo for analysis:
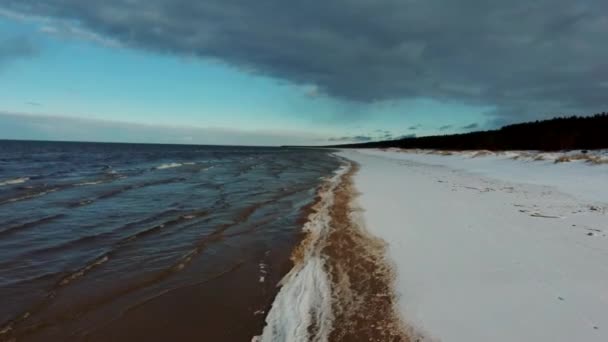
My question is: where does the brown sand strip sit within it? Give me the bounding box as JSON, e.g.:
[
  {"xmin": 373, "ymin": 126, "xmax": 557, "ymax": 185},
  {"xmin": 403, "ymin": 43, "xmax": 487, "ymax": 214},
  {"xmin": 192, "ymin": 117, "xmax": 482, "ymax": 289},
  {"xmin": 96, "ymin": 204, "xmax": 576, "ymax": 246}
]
[{"xmin": 322, "ymin": 163, "xmax": 412, "ymax": 342}]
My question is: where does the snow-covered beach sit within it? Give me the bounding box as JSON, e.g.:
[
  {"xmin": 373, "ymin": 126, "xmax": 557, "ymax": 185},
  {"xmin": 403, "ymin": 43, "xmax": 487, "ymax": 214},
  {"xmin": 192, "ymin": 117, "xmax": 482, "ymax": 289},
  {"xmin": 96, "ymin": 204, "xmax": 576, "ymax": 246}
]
[{"xmin": 339, "ymin": 149, "xmax": 608, "ymax": 341}]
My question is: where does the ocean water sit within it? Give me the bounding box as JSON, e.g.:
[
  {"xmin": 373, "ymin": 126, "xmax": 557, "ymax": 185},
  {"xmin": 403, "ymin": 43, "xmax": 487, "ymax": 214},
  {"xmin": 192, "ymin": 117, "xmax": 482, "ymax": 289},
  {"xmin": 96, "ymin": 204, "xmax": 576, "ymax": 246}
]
[{"xmin": 0, "ymin": 140, "xmax": 340, "ymax": 341}]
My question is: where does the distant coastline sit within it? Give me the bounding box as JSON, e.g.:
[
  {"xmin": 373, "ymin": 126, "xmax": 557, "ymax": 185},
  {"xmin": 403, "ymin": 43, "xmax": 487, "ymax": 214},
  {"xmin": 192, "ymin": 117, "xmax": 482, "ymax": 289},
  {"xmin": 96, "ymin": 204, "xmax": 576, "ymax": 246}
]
[{"xmin": 330, "ymin": 113, "xmax": 608, "ymax": 151}]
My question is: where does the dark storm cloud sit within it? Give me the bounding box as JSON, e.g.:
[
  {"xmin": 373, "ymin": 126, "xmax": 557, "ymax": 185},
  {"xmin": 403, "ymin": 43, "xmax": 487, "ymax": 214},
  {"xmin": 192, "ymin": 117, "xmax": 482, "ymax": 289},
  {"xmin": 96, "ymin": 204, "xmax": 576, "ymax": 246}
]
[
  {"xmin": 2, "ymin": 1, "xmax": 608, "ymax": 120},
  {"xmin": 461, "ymin": 123, "xmax": 479, "ymax": 130},
  {"xmin": 0, "ymin": 36, "xmax": 37, "ymax": 66},
  {"xmin": 439, "ymin": 125, "xmax": 453, "ymax": 131},
  {"xmin": 409, "ymin": 125, "xmax": 421, "ymax": 130}
]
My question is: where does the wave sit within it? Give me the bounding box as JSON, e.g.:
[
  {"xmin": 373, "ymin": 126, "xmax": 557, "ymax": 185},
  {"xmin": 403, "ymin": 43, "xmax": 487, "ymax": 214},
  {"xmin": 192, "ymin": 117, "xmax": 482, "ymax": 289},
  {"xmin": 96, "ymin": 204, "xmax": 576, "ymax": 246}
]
[
  {"xmin": 154, "ymin": 162, "xmax": 195, "ymax": 170},
  {"xmin": 75, "ymin": 180, "xmax": 106, "ymax": 186},
  {"xmin": 0, "ymin": 177, "xmax": 29, "ymax": 187},
  {"xmin": 0, "ymin": 253, "xmax": 110, "ymax": 339},
  {"xmin": 57, "ymin": 254, "xmax": 110, "ymax": 287},
  {"xmin": 0, "ymin": 173, "xmax": 126, "ymax": 206},
  {"xmin": 22, "ymin": 209, "xmax": 208, "ymax": 262},
  {"xmin": 68, "ymin": 177, "xmax": 186, "ymax": 207},
  {"xmin": 0, "ymin": 187, "xmax": 60, "ymax": 206},
  {"xmin": 0, "ymin": 217, "xmax": 239, "ymax": 339},
  {"xmin": 0, "ymin": 253, "xmax": 114, "ymax": 338},
  {"xmin": 117, "ymin": 209, "xmax": 210, "ymax": 245},
  {"xmin": 255, "ymin": 163, "xmax": 350, "ymax": 342},
  {"xmin": 74, "ymin": 170, "xmax": 127, "ymax": 186},
  {"xmin": 74, "ymin": 177, "xmax": 123, "ymax": 186},
  {"xmin": 0, "ymin": 214, "xmax": 65, "ymax": 239},
  {"xmin": 0, "ymin": 208, "xmax": 210, "ymax": 338}
]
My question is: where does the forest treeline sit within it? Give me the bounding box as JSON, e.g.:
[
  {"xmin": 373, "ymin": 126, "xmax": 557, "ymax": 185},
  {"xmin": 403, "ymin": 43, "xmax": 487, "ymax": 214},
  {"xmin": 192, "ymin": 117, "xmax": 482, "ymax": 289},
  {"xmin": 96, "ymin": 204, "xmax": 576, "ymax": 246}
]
[{"xmin": 333, "ymin": 113, "xmax": 608, "ymax": 151}]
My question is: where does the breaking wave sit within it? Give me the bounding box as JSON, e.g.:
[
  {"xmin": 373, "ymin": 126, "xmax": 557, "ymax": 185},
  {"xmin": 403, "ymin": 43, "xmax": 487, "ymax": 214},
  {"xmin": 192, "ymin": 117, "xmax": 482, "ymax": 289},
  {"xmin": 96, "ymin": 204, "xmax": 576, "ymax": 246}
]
[
  {"xmin": 155, "ymin": 162, "xmax": 196, "ymax": 170},
  {"xmin": 0, "ymin": 177, "xmax": 29, "ymax": 187},
  {"xmin": 0, "ymin": 187, "xmax": 60, "ymax": 206}
]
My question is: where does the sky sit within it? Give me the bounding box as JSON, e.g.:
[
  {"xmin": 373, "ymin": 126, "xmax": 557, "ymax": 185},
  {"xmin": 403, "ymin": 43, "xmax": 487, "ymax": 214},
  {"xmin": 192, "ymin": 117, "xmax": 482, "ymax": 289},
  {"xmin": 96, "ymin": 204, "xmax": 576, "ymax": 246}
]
[{"xmin": 0, "ymin": 1, "xmax": 606, "ymax": 145}]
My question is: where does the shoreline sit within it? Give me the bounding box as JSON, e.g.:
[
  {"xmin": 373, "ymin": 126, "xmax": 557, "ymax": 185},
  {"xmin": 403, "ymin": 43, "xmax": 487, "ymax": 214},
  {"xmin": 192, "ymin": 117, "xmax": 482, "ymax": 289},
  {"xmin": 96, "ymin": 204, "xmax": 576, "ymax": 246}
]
[
  {"xmin": 338, "ymin": 149, "xmax": 608, "ymax": 341},
  {"xmin": 0, "ymin": 145, "xmax": 341, "ymax": 342},
  {"xmin": 257, "ymin": 158, "xmax": 411, "ymax": 341},
  {"xmin": 322, "ymin": 162, "xmax": 409, "ymax": 341}
]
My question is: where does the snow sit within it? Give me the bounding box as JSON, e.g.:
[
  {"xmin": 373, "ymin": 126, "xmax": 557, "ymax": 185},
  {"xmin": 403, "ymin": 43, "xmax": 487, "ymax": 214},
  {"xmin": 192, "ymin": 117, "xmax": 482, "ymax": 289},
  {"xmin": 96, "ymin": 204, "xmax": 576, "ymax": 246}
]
[
  {"xmin": 338, "ymin": 149, "xmax": 608, "ymax": 342},
  {"xmin": 363, "ymin": 149, "xmax": 608, "ymax": 203}
]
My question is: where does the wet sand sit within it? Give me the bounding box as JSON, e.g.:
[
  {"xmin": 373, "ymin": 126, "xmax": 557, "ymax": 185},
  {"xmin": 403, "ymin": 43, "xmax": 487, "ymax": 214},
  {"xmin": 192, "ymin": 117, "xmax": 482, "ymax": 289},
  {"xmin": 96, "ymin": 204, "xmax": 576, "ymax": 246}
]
[
  {"xmin": 257, "ymin": 160, "xmax": 411, "ymax": 341},
  {"xmin": 323, "ymin": 163, "xmax": 409, "ymax": 341}
]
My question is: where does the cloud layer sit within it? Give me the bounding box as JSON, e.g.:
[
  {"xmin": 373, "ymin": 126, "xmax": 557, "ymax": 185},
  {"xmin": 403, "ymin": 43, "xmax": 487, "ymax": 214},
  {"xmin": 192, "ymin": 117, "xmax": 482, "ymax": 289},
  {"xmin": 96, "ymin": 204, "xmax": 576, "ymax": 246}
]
[
  {"xmin": 328, "ymin": 135, "xmax": 373, "ymax": 143},
  {"xmin": 0, "ymin": 112, "xmax": 323, "ymax": 146},
  {"xmin": 0, "ymin": 36, "xmax": 37, "ymax": 66},
  {"xmin": 2, "ymin": 0, "xmax": 607, "ymax": 120}
]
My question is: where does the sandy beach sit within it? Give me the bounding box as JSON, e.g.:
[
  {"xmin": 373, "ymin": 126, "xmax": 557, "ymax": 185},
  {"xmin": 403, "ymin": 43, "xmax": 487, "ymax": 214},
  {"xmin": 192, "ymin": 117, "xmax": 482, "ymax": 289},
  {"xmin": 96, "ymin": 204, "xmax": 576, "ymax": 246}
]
[{"xmin": 337, "ymin": 149, "xmax": 608, "ymax": 341}]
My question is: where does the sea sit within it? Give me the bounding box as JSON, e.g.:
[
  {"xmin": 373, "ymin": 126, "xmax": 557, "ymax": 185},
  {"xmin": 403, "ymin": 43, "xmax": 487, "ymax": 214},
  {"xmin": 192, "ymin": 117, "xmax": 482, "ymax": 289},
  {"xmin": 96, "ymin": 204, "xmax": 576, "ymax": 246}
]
[{"xmin": 0, "ymin": 140, "xmax": 341, "ymax": 341}]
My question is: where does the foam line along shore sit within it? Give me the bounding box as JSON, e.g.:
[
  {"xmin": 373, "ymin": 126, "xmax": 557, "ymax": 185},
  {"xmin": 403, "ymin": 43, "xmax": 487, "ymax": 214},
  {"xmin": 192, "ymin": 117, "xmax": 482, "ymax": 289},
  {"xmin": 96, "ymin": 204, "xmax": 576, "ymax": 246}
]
[{"xmin": 256, "ymin": 156, "xmax": 414, "ymax": 342}]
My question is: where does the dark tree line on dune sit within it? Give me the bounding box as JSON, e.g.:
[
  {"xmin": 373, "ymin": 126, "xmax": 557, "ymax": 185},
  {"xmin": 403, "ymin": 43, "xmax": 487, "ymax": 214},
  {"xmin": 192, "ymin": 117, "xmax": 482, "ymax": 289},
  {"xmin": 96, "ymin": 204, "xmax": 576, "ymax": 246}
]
[{"xmin": 333, "ymin": 113, "xmax": 608, "ymax": 151}]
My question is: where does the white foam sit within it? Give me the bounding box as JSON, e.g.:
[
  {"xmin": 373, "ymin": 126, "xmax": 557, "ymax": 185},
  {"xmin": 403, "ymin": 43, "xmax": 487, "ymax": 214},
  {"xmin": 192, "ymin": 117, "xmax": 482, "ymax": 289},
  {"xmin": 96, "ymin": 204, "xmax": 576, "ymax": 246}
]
[
  {"xmin": 76, "ymin": 180, "xmax": 105, "ymax": 186},
  {"xmin": 0, "ymin": 177, "xmax": 29, "ymax": 186},
  {"xmin": 255, "ymin": 162, "xmax": 350, "ymax": 342},
  {"xmin": 155, "ymin": 162, "xmax": 197, "ymax": 170},
  {"xmin": 155, "ymin": 162, "xmax": 184, "ymax": 170}
]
